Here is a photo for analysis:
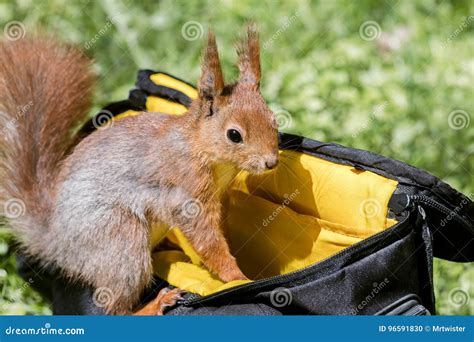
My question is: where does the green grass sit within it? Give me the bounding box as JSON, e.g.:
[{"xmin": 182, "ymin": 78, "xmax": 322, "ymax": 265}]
[{"xmin": 0, "ymin": 0, "xmax": 472, "ymax": 315}]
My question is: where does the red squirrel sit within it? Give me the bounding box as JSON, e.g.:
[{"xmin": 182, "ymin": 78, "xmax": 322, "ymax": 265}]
[{"xmin": 0, "ymin": 26, "xmax": 279, "ymax": 315}]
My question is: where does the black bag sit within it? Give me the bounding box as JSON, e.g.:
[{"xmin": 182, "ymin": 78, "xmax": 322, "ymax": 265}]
[{"xmin": 17, "ymin": 70, "xmax": 473, "ymax": 316}]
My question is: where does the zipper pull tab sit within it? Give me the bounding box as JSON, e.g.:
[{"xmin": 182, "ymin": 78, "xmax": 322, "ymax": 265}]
[{"xmin": 418, "ymin": 205, "xmax": 426, "ymax": 220}]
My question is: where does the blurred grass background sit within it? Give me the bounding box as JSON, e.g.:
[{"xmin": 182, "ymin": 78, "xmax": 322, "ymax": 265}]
[{"xmin": 0, "ymin": 0, "xmax": 472, "ymax": 315}]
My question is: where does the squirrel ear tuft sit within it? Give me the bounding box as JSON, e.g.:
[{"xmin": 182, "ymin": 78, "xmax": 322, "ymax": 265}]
[
  {"xmin": 236, "ymin": 23, "xmax": 261, "ymax": 90},
  {"xmin": 199, "ymin": 30, "xmax": 225, "ymax": 99}
]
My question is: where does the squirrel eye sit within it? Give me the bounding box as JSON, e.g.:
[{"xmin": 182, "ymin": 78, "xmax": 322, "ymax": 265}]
[{"xmin": 227, "ymin": 129, "xmax": 243, "ymax": 143}]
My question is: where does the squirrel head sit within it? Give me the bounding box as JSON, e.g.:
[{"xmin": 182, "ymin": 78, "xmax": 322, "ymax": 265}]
[{"xmin": 190, "ymin": 25, "xmax": 279, "ymax": 174}]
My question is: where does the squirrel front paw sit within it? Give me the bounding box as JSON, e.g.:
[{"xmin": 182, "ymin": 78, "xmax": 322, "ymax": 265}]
[
  {"xmin": 134, "ymin": 287, "xmax": 184, "ymax": 315},
  {"xmin": 219, "ymin": 268, "xmax": 249, "ymax": 282}
]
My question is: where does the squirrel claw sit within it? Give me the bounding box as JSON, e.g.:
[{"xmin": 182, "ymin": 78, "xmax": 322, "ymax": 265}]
[
  {"xmin": 154, "ymin": 287, "xmax": 185, "ymax": 315},
  {"xmin": 134, "ymin": 287, "xmax": 184, "ymax": 316}
]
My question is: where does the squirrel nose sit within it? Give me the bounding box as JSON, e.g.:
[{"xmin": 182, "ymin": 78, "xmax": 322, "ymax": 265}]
[{"xmin": 265, "ymin": 157, "xmax": 279, "ymax": 170}]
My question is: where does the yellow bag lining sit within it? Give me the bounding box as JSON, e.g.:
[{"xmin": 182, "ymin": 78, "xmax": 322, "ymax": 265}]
[
  {"xmin": 152, "ymin": 150, "xmax": 398, "ymax": 296},
  {"xmin": 113, "ymin": 98, "xmax": 188, "ymax": 121},
  {"xmin": 145, "ymin": 97, "xmax": 188, "ymax": 115},
  {"xmin": 149, "ymin": 73, "xmax": 198, "ymax": 100}
]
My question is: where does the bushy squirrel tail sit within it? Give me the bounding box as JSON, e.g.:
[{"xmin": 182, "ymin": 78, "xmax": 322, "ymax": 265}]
[{"xmin": 0, "ymin": 36, "xmax": 95, "ymax": 258}]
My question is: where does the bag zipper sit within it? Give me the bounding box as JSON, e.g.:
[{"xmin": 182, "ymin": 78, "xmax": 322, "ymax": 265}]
[
  {"xmin": 181, "ymin": 213, "xmax": 411, "ymax": 306},
  {"xmin": 409, "ymin": 194, "xmax": 471, "ymax": 228}
]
